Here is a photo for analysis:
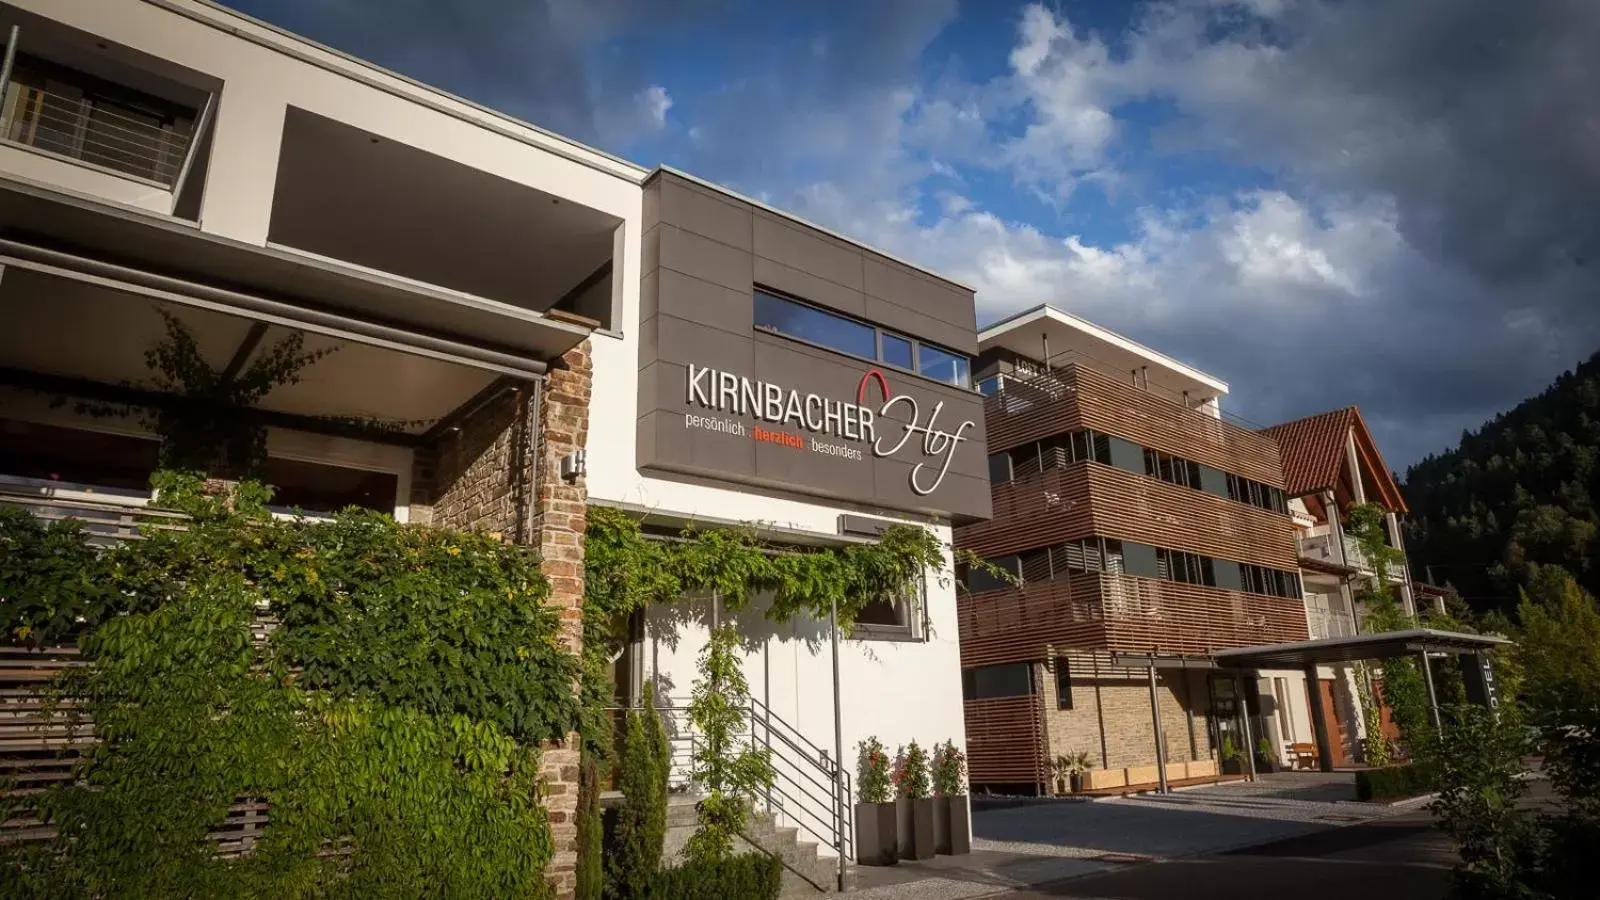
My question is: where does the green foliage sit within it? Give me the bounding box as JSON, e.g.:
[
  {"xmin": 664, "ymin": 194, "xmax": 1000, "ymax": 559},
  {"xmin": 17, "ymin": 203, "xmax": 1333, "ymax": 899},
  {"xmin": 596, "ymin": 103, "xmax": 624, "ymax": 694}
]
[
  {"xmin": 610, "ymin": 685, "xmax": 670, "ymax": 899},
  {"xmin": 932, "ymin": 740, "xmax": 967, "ymax": 796},
  {"xmin": 1416, "ymin": 705, "xmax": 1537, "ymax": 898},
  {"xmin": 857, "ymin": 737, "xmax": 893, "ymax": 804},
  {"xmin": 576, "ymin": 751, "xmax": 604, "ymax": 900},
  {"xmin": 893, "ymin": 741, "xmax": 931, "ymax": 800},
  {"xmin": 0, "ymin": 474, "xmax": 572, "ymax": 897},
  {"xmin": 1357, "ymin": 664, "xmax": 1393, "ymax": 767},
  {"xmin": 684, "ymin": 626, "xmax": 772, "ymax": 862},
  {"xmin": 1403, "ymin": 350, "xmax": 1600, "ymax": 615},
  {"xmin": 583, "ymin": 506, "xmax": 945, "ymax": 636},
  {"xmin": 641, "ymin": 853, "xmax": 781, "ymax": 900},
  {"xmin": 1354, "ymin": 763, "xmax": 1436, "ymax": 802},
  {"xmin": 1220, "ymin": 734, "xmax": 1241, "ymax": 762},
  {"xmin": 0, "ymin": 507, "xmax": 114, "ymax": 646},
  {"xmin": 1347, "ymin": 504, "xmax": 1435, "ymax": 753}
]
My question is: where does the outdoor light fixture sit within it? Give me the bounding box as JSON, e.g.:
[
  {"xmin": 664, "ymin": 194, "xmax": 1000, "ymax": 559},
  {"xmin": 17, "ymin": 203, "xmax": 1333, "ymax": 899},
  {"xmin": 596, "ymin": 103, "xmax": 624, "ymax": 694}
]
[{"xmin": 560, "ymin": 449, "xmax": 586, "ymax": 482}]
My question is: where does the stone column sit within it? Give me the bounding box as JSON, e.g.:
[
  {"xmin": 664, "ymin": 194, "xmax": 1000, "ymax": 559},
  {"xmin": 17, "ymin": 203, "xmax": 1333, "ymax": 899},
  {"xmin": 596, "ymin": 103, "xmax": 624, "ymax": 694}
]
[{"xmin": 530, "ymin": 342, "xmax": 592, "ymax": 900}]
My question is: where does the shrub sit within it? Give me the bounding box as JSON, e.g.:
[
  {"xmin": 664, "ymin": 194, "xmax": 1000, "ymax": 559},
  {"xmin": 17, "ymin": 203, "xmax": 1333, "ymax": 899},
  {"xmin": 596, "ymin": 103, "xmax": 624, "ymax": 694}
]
[
  {"xmin": 610, "ymin": 684, "xmax": 670, "ymax": 898},
  {"xmin": 1355, "ymin": 763, "xmax": 1437, "ymax": 801},
  {"xmin": 642, "ymin": 853, "xmax": 781, "ymax": 900},
  {"xmin": 933, "ymin": 740, "xmax": 967, "ymax": 796},
  {"xmin": 894, "ymin": 741, "xmax": 931, "ymax": 800},
  {"xmin": 858, "ymin": 737, "xmax": 892, "ymax": 804},
  {"xmin": 684, "ymin": 626, "xmax": 772, "ymax": 862}
]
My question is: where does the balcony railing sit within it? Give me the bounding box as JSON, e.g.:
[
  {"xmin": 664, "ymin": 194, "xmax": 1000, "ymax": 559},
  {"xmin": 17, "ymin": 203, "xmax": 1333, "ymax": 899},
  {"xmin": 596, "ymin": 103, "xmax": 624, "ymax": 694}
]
[
  {"xmin": 1, "ymin": 83, "xmax": 194, "ymax": 187},
  {"xmin": 1297, "ymin": 530, "xmax": 1404, "ymax": 582}
]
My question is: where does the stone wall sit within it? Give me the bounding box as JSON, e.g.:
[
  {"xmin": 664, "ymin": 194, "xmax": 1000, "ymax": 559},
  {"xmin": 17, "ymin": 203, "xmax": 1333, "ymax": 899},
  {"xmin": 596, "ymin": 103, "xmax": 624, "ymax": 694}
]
[
  {"xmin": 405, "ymin": 341, "xmax": 593, "ymax": 899},
  {"xmin": 1038, "ymin": 655, "xmax": 1213, "ymax": 771}
]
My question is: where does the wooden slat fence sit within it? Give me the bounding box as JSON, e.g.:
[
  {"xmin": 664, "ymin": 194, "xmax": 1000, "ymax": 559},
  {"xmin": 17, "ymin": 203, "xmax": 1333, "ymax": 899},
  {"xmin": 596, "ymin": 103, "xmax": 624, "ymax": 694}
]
[{"xmin": 963, "ymin": 696, "xmax": 1046, "ymax": 788}]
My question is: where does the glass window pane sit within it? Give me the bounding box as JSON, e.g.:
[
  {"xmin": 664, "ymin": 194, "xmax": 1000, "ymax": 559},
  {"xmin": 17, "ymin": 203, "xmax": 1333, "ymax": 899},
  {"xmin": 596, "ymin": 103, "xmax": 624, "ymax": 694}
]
[
  {"xmin": 754, "ymin": 291, "xmax": 876, "ymax": 358},
  {"xmin": 1107, "ymin": 435, "xmax": 1145, "ymax": 474},
  {"xmin": 917, "ymin": 343, "xmax": 972, "ymax": 387},
  {"xmin": 882, "ymin": 333, "xmax": 914, "ymax": 369},
  {"xmin": 987, "ymin": 452, "xmax": 1012, "ymax": 483},
  {"xmin": 977, "ymin": 375, "xmax": 1002, "ymax": 397},
  {"xmin": 1056, "ymin": 661, "xmax": 1074, "ymax": 710}
]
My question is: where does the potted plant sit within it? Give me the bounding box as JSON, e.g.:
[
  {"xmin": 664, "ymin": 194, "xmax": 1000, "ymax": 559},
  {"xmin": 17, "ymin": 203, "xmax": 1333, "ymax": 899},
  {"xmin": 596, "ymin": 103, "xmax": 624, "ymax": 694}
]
[
  {"xmin": 893, "ymin": 741, "xmax": 935, "ymax": 860},
  {"xmin": 931, "ymin": 740, "xmax": 971, "ymax": 855},
  {"xmin": 1220, "ymin": 735, "xmax": 1244, "ymax": 776},
  {"xmin": 1066, "ymin": 751, "xmax": 1093, "ymax": 792},
  {"xmin": 854, "ymin": 737, "xmax": 897, "ymax": 866},
  {"xmin": 1050, "ymin": 754, "xmax": 1072, "ymax": 796},
  {"xmin": 1255, "ymin": 737, "xmax": 1279, "ymax": 774}
]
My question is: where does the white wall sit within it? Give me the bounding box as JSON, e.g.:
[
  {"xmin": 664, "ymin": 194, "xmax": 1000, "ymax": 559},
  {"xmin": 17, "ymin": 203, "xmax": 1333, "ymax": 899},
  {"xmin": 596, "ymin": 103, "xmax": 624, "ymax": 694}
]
[{"xmin": 11, "ymin": 0, "xmax": 643, "ymax": 243}]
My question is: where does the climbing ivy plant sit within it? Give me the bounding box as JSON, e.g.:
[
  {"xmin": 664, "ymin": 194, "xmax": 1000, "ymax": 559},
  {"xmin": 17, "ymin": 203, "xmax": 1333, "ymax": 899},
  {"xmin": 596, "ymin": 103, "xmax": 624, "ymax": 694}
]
[
  {"xmin": 0, "ymin": 473, "xmax": 575, "ymax": 897},
  {"xmin": 1347, "ymin": 502, "xmax": 1431, "ymax": 755},
  {"xmin": 684, "ymin": 625, "xmax": 773, "ymax": 863}
]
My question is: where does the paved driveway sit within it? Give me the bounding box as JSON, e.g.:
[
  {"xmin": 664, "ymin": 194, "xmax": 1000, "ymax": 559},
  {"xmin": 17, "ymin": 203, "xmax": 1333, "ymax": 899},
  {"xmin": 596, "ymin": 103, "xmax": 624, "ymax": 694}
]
[{"xmin": 851, "ymin": 774, "xmax": 1430, "ymax": 900}]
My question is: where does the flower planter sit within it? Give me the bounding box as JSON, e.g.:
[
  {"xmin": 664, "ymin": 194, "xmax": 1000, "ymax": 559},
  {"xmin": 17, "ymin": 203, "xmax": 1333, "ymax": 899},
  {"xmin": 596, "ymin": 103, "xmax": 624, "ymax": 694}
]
[
  {"xmin": 1070, "ymin": 772, "xmax": 1085, "ymax": 794},
  {"xmin": 896, "ymin": 797, "xmax": 936, "ymax": 860},
  {"xmin": 934, "ymin": 795, "xmax": 971, "ymax": 855},
  {"xmin": 854, "ymin": 801, "xmax": 899, "ymax": 866}
]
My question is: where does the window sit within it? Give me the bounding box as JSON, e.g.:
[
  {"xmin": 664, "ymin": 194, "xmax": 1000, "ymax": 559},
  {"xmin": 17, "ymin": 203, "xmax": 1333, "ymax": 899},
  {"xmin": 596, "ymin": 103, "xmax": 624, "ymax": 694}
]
[
  {"xmin": 918, "ymin": 343, "xmax": 971, "ymax": 388},
  {"xmin": 1239, "ymin": 564, "xmax": 1302, "ymax": 599},
  {"xmin": 964, "ymin": 555, "xmax": 1019, "ymax": 593},
  {"xmin": 1122, "ymin": 542, "xmax": 1160, "ymax": 578},
  {"xmin": 977, "ymin": 375, "xmax": 1003, "ymax": 397},
  {"xmin": 987, "ymin": 451, "xmax": 1012, "ymax": 484},
  {"xmin": 262, "ymin": 458, "xmax": 399, "ymax": 515},
  {"xmin": 1055, "ymin": 660, "xmax": 1074, "ymax": 710},
  {"xmin": 755, "ymin": 290, "xmax": 876, "ymax": 358},
  {"xmin": 963, "ymin": 664, "xmax": 1034, "ymax": 700},
  {"xmin": 1158, "ymin": 549, "xmax": 1216, "ymax": 586},
  {"xmin": 754, "ymin": 290, "xmax": 973, "ymax": 388},
  {"xmin": 853, "ymin": 574, "xmax": 926, "ymax": 639},
  {"xmin": 1010, "ymin": 444, "xmax": 1043, "ymax": 480},
  {"xmin": 1198, "ymin": 463, "xmax": 1229, "ymax": 498},
  {"xmin": 882, "ymin": 332, "xmax": 914, "ymax": 369}
]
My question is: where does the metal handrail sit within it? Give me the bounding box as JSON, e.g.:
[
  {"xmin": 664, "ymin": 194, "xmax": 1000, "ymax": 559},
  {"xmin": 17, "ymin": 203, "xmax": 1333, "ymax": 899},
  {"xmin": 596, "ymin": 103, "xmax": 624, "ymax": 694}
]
[
  {"xmin": 619, "ymin": 697, "xmax": 854, "ymax": 865},
  {"xmin": 2, "ymin": 83, "xmax": 194, "ymax": 186}
]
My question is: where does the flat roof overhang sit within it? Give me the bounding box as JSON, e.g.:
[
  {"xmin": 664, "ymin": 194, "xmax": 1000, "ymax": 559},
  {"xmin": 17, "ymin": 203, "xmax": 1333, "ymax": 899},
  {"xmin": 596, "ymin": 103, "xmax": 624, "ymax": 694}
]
[
  {"xmin": 0, "ymin": 176, "xmax": 594, "ymax": 373},
  {"xmin": 980, "ymin": 305, "xmax": 1228, "ymax": 402},
  {"xmin": 1214, "ymin": 628, "xmax": 1511, "ymax": 669}
]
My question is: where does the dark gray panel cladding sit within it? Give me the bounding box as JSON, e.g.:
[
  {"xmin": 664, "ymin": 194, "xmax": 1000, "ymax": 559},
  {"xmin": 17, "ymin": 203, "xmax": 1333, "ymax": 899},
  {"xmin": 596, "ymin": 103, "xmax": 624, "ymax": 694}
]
[{"xmin": 635, "ymin": 170, "xmax": 990, "ymax": 522}]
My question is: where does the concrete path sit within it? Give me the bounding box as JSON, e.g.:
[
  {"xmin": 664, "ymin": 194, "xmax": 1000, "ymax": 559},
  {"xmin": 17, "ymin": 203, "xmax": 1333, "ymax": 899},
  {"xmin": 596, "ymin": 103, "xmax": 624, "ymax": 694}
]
[{"xmin": 848, "ymin": 774, "xmax": 1432, "ymax": 900}]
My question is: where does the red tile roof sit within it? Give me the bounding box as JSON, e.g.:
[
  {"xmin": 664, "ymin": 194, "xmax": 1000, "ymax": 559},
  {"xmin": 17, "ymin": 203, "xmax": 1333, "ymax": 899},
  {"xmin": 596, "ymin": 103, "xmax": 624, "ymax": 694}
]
[
  {"xmin": 1262, "ymin": 408, "xmax": 1355, "ymax": 498},
  {"xmin": 1261, "ymin": 406, "xmax": 1408, "ymax": 513}
]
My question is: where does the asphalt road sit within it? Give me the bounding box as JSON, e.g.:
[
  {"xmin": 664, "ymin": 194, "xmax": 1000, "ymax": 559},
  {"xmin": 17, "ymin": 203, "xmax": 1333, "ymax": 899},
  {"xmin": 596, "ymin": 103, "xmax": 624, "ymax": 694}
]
[{"xmin": 994, "ymin": 806, "xmax": 1457, "ymax": 900}]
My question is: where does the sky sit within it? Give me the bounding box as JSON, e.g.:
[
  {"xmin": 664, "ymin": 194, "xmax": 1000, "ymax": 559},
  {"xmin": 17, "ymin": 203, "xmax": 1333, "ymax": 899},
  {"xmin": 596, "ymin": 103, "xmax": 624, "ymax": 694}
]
[{"xmin": 224, "ymin": 0, "xmax": 1600, "ymax": 471}]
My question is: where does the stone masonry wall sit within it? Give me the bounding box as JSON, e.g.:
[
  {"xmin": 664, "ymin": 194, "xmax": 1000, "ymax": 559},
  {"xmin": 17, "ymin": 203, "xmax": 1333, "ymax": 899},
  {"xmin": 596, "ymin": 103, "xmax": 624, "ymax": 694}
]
[
  {"xmin": 405, "ymin": 341, "xmax": 592, "ymax": 899},
  {"xmin": 1038, "ymin": 656, "xmax": 1213, "ymax": 771}
]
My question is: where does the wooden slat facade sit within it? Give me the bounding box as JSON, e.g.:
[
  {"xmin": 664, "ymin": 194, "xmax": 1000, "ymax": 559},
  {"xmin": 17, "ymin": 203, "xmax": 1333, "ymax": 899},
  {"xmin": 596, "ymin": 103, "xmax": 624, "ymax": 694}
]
[
  {"xmin": 963, "ymin": 695, "xmax": 1047, "ymax": 787},
  {"xmin": 984, "ymin": 364, "xmax": 1287, "ymax": 487},
  {"xmin": 0, "ymin": 643, "xmax": 272, "ymax": 855},
  {"xmin": 958, "ymin": 572, "xmax": 1311, "ymax": 668},
  {"xmin": 956, "ymin": 461, "xmax": 1298, "ymax": 568}
]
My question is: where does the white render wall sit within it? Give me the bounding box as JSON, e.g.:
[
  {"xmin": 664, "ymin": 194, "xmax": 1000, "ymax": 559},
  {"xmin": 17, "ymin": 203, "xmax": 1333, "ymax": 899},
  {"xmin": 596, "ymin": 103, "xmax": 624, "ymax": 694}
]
[
  {"xmin": 586, "ymin": 201, "xmax": 967, "ymax": 860},
  {"xmin": 10, "ymin": 0, "xmax": 644, "ymax": 244}
]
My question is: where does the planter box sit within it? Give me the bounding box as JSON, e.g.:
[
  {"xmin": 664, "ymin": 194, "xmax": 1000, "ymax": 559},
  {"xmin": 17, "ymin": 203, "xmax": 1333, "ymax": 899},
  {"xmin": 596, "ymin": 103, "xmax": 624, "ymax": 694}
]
[
  {"xmin": 1125, "ymin": 764, "xmax": 1159, "ymax": 787},
  {"xmin": 1188, "ymin": 759, "xmax": 1217, "ymax": 779},
  {"xmin": 1165, "ymin": 761, "xmax": 1189, "ymax": 782},
  {"xmin": 854, "ymin": 801, "xmax": 898, "ymax": 866},
  {"xmin": 933, "ymin": 795, "xmax": 971, "ymax": 855},
  {"xmin": 896, "ymin": 797, "xmax": 936, "ymax": 861},
  {"xmin": 1083, "ymin": 768, "xmax": 1126, "ymax": 790}
]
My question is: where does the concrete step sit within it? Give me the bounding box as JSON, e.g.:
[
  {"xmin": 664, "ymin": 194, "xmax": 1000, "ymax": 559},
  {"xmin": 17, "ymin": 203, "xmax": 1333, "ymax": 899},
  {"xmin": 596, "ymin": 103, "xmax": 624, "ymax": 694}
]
[{"xmin": 662, "ymin": 796, "xmax": 847, "ymax": 894}]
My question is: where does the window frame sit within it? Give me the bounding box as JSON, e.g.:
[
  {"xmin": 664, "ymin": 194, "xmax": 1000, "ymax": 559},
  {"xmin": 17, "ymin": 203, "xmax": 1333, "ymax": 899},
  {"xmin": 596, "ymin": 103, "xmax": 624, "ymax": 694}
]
[{"xmin": 753, "ymin": 288, "xmax": 975, "ymax": 390}]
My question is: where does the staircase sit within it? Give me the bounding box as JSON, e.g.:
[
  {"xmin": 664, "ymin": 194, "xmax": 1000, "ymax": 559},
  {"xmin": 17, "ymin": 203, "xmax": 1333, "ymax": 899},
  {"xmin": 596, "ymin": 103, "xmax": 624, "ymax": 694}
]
[{"xmin": 663, "ymin": 793, "xmax": 849, "ymax": 897}]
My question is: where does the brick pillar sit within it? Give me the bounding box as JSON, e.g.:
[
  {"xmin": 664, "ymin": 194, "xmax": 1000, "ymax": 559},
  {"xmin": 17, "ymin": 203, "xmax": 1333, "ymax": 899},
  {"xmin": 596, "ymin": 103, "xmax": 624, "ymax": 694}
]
[{"xmin": 531, "ymin": 341, "xmax": 591, "ymax": 900}]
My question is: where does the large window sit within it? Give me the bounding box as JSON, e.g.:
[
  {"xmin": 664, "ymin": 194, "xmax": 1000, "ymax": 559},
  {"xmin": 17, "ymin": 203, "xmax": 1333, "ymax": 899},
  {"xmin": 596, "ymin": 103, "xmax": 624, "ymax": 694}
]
[
  {"xmin": 918, "ymin": 344, "xmax": 971, "ymax": 388},
  {"xmin": 754, "ymin": 290, "xmax": 876, "ymax": 358},
  {"xmin": 753, "ymin": 290, "xmax": 973, "ymax": 388},
  {"xmin": 962, "ymin": 663, "xmax": 1034, "ymax": 700},
  {"xmin": 1055, "ymin": 659, "xmax": 1074, "ymax": 710},
  {"xmin": 968, "ymin": 533, "xmax": 1302, "ymax": 599}
]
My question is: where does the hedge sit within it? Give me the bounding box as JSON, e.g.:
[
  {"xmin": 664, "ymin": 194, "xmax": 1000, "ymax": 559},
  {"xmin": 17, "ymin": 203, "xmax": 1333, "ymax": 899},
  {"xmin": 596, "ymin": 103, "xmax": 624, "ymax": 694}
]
[
  {"xmin": 1356, "ymin": 763, "xmax": 1436, "ymax": 801},
  {"xmin": 642, "ymin": 853, "xmax": 782, "ymax": 900}
]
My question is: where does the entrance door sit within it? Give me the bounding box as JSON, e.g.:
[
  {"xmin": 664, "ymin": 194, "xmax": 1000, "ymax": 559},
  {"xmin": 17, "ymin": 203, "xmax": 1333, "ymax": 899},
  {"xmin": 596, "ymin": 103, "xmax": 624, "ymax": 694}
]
[
  {"xmin": 1208, "ymin": 677, "xmax": 1245, "ymax": 771},
  {"xmin": 1313, "ymin": 679, "xmax": 1351, "ymax": 766}
]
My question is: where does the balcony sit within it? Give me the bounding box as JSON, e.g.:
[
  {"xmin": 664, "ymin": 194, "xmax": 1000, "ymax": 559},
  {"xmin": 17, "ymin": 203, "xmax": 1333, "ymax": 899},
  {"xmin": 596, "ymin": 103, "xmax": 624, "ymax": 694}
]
[
  {"xmin": 1304, "ymin": 593, "xmax": 1358, "ymax": 640},
  {"xmin": 1298, "ymin": 529, "xmax": 1403, "ymax": 581},
  {"xmin": 981, "ymin": 364, "xmax": 1287, "ymax": 488},
  {"xmin": 1, "ymin": 81, "xmax": 196, "ymax": 187},
  {"xmin": 957, "ymin": 572, "xmax": 1311, "ymax": 668}
]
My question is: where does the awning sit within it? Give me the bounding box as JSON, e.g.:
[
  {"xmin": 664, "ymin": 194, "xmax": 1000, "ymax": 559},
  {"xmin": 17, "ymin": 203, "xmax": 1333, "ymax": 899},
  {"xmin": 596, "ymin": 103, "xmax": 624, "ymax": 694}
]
[{"xmin": 1214, "ymin": 628, "xmax": 1510, "ymax": 668}]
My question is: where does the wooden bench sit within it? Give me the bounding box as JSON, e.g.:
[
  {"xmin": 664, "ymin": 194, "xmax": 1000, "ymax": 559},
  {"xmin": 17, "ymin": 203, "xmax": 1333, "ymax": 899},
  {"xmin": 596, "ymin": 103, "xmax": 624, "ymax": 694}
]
[{"xmin": 1290, "ymin": 742, "xmax": 1320, "ymax": 770}]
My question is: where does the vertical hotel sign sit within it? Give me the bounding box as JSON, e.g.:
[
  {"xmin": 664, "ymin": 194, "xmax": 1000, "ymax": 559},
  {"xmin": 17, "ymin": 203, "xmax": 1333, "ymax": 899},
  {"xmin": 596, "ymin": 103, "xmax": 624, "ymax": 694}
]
[{"xmin": 682, "ymin": 363, "xmax": 975, "ymax": 496}]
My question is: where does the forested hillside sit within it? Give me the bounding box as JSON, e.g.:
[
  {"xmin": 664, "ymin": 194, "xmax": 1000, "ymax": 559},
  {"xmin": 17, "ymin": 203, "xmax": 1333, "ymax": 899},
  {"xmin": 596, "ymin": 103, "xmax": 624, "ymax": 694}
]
[{"xmin": 1403, "ymin": 350, "xmax": 1600, "ymax": 616}]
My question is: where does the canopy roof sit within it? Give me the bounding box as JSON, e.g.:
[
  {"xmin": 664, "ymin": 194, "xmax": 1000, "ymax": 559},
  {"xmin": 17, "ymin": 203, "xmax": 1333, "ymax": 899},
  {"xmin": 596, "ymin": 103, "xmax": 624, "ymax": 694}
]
[{"xmin": 1213, "ymin": 628, "xmax": 1509, "ymax": 668}]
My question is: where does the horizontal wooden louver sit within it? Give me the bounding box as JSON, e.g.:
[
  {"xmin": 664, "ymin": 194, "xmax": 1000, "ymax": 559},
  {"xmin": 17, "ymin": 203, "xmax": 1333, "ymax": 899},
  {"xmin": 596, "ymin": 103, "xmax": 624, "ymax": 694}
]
[{"xmin": 964, "ymin": 696, "xmax": 1046, "ymax": 786}]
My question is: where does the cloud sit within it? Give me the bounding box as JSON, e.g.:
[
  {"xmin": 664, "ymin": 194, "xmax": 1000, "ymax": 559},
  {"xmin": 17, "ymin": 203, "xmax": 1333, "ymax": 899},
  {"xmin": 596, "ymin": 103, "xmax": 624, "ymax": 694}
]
[{"xmin": 224, "ymin": 0, "xmax": 1600, "ymax": 468}]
